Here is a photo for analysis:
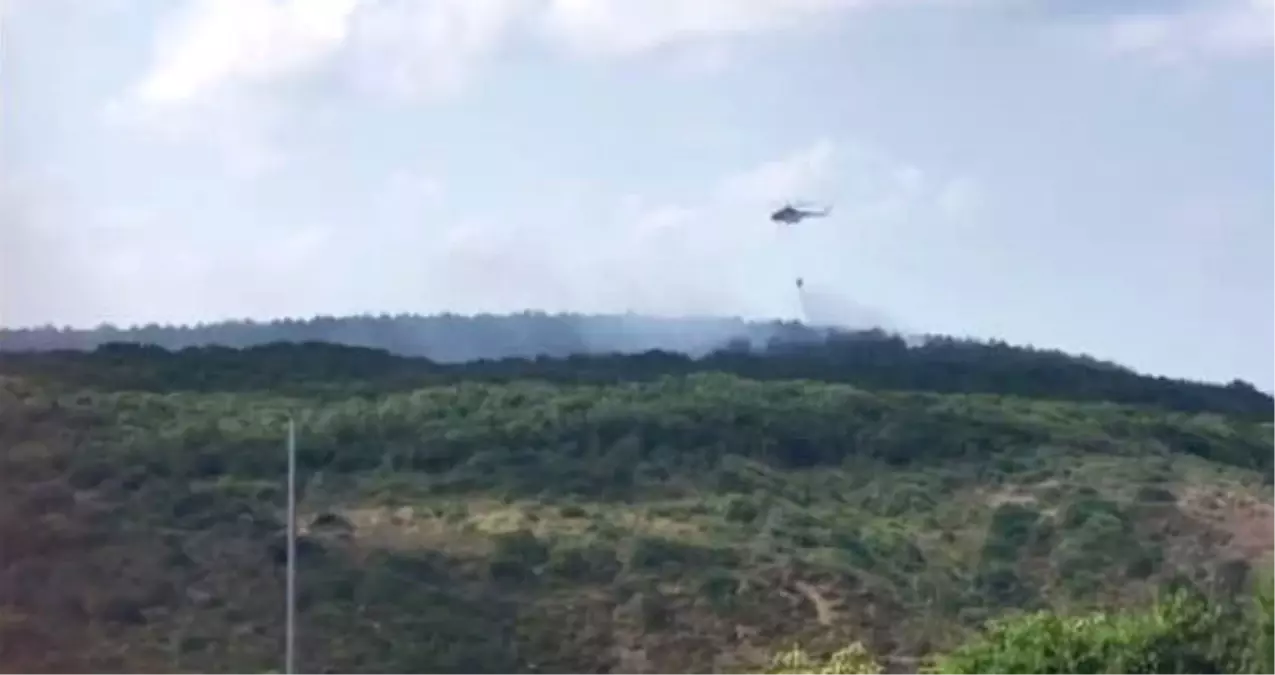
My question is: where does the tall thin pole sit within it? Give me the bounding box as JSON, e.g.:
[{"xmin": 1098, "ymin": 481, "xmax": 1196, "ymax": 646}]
[{"xmin": 285, "ymin": 416, "xmax": 297, "ymax": 675}]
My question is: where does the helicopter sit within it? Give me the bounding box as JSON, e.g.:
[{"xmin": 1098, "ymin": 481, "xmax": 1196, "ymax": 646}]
[{"xmin": 771, "ymin": 202, "xmax": 831, "ymax": 225}]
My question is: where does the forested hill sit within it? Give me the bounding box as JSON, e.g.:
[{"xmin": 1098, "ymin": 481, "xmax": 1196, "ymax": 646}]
[
  {"xmin": 1, "ymin": 313, "xmax": 1269, "ymax": 418},
  {"xmin": 2, "ymin": 314, "xmax": 1273, "ymax": 673}
]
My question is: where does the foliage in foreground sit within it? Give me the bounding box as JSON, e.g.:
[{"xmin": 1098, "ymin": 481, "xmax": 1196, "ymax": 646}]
[
  {"xmin": 779, "ymin": 585, "xmax": 1275, "ymax": 674},
  {"xmin": 931, "ymin": 586, "xmax": 1273, "ymax": 674}
]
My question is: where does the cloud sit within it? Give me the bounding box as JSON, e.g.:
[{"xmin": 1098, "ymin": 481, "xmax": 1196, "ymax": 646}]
[
  {"xmin": 107, "ymin": 0, "xmax": 969, "ymax": 174},
  {"xmin": 130, "ymin": 0, "xmax": 359, "ymax": 109},
  {"xmin": 1097, "ymin": 0, "xmax": 1274, "ymax": 64},
  {"xmin": 116, "ymin": 0, "xmax": 537, "ymax": 114},
  {"xmin": 106, "ymin": 0, "xmax": 361, "ymax": 178},
  {"xmin": 535, "ymin": 0, "xmax": 987, "ymax": 59},
  {"xmin": 344, "ymin": 0, "xmax": 532, "ymax": 100},
  {"xmin": 536, "ymin": 0, "xmax": 871, "ymax": 58},
  {"xmin": 118, "ymin": 0, "xmax": 913, "ymax": 109},
  {"xmin": 108, "ymin": 0, "xmax": 537, "ymax": 173},
  {"xmin": 106, "ymin": 0, "xmax": 1274, "ymax": 145}
]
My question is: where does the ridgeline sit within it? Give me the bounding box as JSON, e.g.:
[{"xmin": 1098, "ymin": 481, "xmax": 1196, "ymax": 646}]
[
  {"xmin": 2, "ymin": 312, "xmax": 1269, "ymax": 417},
  {"xmin": 1, "ymin": 313, "xmax": 1271, "ymax": 673}
]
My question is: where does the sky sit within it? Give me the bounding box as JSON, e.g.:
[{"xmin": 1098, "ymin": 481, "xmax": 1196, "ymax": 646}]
[{"xmin": 1, "ymin": 0, "xmax": 1272, "ymax": 387}]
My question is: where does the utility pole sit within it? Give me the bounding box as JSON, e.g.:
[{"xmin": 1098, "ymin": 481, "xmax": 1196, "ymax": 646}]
[{"xmin": 285, "ymin": 416, "xmax": 297, "ymax": 675}]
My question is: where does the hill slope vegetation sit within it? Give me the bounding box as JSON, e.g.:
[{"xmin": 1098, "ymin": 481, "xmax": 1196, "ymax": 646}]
[{"xmin": 0, "ymin": 315, "xmax": 1271, "ymax": 672}]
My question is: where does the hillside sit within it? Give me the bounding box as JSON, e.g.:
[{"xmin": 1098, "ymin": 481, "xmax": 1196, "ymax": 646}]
[{"xmin": 1, "ymin": 317, "xmax": 1272, "ymax": 673}]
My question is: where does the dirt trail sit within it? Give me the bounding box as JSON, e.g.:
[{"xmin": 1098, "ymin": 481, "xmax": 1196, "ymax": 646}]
[{"xmin": 794, "ymin": 580, "xmax": 836, "ymax": 626}]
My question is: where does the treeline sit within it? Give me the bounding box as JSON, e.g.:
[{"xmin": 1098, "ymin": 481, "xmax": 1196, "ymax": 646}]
[
  {"xmin": 0, "ymin": 312, "xmax": 784, "ymax": 361},
  {"xmin": 2, "ymin": 322, "xmax": 1270, "ymax": 419}
]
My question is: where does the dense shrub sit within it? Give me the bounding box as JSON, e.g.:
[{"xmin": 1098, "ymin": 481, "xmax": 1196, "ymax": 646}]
[{"xmin": 928, "ymin": 587, "xmax": 1271, "ymax": 674}]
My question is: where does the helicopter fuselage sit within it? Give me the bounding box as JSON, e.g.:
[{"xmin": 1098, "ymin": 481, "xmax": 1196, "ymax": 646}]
[{"xmin": 771, "ymin": 206, "xmax": 827, "ymax": 224}]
